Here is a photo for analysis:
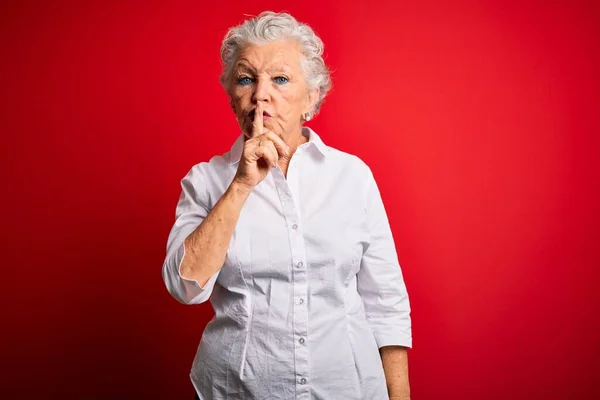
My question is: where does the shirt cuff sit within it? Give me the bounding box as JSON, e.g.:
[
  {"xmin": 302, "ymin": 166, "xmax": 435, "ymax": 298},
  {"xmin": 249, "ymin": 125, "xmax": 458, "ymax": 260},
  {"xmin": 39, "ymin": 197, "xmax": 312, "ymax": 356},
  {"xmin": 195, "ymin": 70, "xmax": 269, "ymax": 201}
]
[
  {"xmin": 163, "ymin": 241, "xmax": 220, "ymax": 304},
  {"xmin": 372, "ymin": 328, "xmax": 413, "ymax": 349}
]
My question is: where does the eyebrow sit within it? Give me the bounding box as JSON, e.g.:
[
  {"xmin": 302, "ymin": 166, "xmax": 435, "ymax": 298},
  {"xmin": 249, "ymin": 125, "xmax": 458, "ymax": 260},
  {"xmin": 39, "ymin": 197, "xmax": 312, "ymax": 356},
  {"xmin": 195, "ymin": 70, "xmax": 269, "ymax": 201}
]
[
  {"xmin": 233, "ymin": 60, "xmax": 294, "ymax": 75},
  {"xmin": 233, "ymin": 60, "xmax": 257, "ymax": 74},
  {"xmin": 267, "ymin": 63, "xmax": 292, "ymax": 74}
]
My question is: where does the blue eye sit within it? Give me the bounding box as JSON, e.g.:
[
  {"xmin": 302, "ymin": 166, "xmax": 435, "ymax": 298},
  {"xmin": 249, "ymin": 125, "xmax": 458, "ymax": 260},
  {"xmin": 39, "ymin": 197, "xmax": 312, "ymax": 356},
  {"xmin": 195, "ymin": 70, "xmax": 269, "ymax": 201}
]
[
  {"xmin": 273, "ymin": 76, "xmax": 289, "ymax": 84},
  {"xmin": 237, "ymin": 76, "xmax": 253, "ymax": 86}
]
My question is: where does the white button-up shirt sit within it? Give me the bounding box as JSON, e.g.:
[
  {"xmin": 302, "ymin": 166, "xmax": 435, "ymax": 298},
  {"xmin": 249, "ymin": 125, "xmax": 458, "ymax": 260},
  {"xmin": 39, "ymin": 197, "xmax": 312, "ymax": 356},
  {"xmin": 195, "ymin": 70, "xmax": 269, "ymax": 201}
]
[{"xmin": 162, "ymin": 128, "xmax": 412, "ymax": 400}]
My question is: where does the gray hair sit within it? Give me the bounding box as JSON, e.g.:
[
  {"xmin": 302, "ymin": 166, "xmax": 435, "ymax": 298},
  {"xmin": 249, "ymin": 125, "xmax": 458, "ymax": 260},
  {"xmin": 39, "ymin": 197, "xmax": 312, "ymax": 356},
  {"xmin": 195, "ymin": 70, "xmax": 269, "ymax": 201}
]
[{"xmin": 219, "ymin": 11, "xmax": 332, "ymax": 117}]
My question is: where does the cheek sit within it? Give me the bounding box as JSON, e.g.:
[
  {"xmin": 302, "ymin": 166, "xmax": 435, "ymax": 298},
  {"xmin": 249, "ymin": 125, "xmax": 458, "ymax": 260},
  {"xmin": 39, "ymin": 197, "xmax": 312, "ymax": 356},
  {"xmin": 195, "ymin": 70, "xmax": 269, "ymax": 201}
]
[
  {"xmin": 230, "ymin": 93, "xmax": 248, "ymax": 113},
  {"xmin": 275, "ymin": 87, "xmax": 304, "ymax": 114},
  {"xmin": 232, "ymin": 86, "xmax": 251, "ymax": 101}
]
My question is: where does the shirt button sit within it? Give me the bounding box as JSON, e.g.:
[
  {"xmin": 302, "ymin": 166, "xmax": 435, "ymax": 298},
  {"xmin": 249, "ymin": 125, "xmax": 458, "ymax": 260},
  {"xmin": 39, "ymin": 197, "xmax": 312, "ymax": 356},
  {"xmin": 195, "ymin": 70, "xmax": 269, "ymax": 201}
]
[
  {"xmin": 296, "ymin": 261, "xmax": 303, "ymax": 268},
  {"xmin": 298, "ymin": 298, "xmax": 304, "ymax": 304},
  {"xmin": 300, "ymin": 377, "xmax": 307, "ymax": 384},
  {"xmin": 292, "ymin": 224, "xmax": 298, "ymax": 230},
  {"xmin": 299, "ymin": 338, "xmax": 305, "ymax": 344}
]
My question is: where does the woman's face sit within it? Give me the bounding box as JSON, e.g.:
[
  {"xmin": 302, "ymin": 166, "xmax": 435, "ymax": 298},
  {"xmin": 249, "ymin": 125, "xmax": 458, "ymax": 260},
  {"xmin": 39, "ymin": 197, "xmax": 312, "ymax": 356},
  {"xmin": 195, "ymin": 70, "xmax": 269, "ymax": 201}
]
[{"xmin": 229, "ymin": 39, "xmax": 318, "ymax": 138}]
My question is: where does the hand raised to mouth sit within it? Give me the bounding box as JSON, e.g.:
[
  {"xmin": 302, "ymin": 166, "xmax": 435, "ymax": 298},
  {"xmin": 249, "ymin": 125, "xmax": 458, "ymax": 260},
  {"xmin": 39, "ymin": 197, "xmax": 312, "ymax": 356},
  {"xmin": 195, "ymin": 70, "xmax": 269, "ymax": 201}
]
[{"xmin": 233, "ymin": 101, "xmax": 291, "ymax": 190}]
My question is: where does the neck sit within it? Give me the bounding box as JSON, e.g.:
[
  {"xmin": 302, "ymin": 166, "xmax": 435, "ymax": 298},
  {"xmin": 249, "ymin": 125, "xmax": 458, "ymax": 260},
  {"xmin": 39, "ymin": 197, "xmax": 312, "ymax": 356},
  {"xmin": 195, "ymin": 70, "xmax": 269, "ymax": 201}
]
[{"xmin": 279, "ymin": 127, "xmax": 308, "ymax": 165}]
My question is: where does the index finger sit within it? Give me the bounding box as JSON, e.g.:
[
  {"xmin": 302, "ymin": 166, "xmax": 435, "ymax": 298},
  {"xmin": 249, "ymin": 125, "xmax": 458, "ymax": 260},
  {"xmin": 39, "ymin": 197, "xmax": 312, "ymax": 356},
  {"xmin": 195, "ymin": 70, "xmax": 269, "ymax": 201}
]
[{"xmin": 251, "ymin": 101, "xmax": 264, "ymax": 138}]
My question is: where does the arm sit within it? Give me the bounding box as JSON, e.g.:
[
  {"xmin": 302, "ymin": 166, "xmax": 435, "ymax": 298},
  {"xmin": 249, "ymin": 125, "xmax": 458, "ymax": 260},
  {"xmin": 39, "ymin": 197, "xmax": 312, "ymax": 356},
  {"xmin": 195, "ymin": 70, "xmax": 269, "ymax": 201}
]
[
  {"xmin": 162, "ymin": 103, "xmax": 291, "ymax": 305},
  {"xmin": 180, "ymin": 180, "xmax": 252, "ymax": 286},
  {"xmin": 356, "ymin": 166, "xmax": 412, "ymax": 397},
  {"xmin": 380, "ymin": 345, "xmax": 410, "ymax": 399},
  {"xmin": 162, "ymin": 167, "xmax": 252, "ymax": 305}
]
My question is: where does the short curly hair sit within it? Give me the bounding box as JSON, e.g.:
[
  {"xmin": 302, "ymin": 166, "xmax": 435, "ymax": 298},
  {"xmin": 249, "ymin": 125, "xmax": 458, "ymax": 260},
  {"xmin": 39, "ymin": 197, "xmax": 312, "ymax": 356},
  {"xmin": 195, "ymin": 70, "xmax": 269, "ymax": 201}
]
[{"xmin": 219, "ymin": 11, "xmax": 332, "ymax": 117}]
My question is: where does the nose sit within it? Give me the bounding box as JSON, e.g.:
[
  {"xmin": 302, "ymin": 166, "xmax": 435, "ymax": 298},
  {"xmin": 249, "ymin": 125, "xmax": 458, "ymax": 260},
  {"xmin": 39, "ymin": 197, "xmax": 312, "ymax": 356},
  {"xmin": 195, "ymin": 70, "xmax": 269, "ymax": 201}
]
[{"xmin": 252, "ymin": 77, "xmax": 270, "ymax": 103}]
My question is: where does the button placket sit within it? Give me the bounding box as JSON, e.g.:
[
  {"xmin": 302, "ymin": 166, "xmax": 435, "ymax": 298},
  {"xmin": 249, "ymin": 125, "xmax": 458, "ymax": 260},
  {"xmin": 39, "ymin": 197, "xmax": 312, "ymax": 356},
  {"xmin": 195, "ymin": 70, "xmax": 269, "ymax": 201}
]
[{"xmin": 272, "ymin": 168, "xmax": 310, "ymax": 399}]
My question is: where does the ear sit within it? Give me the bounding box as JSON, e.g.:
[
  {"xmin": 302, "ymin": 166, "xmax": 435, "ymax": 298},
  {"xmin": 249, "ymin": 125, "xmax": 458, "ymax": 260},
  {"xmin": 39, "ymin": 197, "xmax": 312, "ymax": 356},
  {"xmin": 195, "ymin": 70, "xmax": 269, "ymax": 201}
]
[{"xmin": 305, "ymin": 87, "xmax": 320, "ymax": 114}]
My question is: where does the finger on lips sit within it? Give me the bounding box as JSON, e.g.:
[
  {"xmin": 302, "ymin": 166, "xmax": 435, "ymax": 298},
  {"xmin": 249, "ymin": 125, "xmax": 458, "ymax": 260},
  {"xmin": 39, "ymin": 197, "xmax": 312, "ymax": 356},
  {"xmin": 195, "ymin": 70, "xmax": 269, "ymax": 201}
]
[
  {"xmin": 252, "ymin": 101, "xmax": 264, "ymax": 138},
  {"xmin": 248, "ymin": 102, "xmax": 290, "ymax": 167}
]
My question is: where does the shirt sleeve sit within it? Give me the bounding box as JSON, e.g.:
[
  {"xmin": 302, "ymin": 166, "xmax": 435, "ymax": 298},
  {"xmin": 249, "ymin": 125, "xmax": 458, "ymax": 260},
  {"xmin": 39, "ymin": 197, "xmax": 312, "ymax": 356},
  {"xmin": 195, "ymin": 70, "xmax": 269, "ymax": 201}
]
[
  {"xmin": 357, "ymin": 167, "xmax": 413, "ymax": 349},
  {"xmin": 161, "ymin": 165, "xmax": 220, "ymax": 305}
]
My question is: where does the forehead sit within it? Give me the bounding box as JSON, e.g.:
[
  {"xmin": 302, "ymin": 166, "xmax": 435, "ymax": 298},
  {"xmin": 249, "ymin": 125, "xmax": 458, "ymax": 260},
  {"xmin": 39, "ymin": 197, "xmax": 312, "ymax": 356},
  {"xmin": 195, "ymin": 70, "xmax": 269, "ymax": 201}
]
[{"xmin": 234, "ymin": 40, "xmax": 303, "ymax": 72}]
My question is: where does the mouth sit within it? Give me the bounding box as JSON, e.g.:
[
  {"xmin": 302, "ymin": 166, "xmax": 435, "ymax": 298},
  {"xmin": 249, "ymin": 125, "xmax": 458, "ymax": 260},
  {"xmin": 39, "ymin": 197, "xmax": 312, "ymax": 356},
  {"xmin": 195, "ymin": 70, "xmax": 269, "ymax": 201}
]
[{"xmin": 247, "ymin": 109, "xmax": 272, "ymax": 119}]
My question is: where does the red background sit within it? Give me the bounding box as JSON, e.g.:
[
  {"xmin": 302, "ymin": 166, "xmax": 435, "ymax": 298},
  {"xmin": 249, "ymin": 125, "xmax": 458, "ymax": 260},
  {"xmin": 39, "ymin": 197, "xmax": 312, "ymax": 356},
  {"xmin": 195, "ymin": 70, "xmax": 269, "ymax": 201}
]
[{"xmin": 2, "ymin": 1, "xmax": 599, "ymax": 399}]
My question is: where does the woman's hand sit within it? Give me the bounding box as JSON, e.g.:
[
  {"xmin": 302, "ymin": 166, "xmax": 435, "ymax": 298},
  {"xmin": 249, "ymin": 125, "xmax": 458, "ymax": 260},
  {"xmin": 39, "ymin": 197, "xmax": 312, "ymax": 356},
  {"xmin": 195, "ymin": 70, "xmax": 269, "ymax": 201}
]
[{"xmin": 233, "ymin": 101, "xmax": 290, "ymax": 190}]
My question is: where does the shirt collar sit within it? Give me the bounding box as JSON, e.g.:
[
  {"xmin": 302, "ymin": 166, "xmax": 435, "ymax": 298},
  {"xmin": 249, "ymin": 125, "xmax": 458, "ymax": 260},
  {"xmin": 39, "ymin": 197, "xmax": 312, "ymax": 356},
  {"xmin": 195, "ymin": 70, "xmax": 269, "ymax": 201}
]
[{"xmin": 229, "ymin": 127, "xmax": 330, "ymax": 165}]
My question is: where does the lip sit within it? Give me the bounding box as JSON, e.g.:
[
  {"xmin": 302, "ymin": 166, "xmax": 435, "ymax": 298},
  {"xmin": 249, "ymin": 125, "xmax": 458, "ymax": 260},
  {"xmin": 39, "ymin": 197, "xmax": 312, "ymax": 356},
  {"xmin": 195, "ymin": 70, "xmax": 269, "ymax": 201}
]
[{"xmin": 247, "ymin": 109, "xmax": 272, "ymax": 119}]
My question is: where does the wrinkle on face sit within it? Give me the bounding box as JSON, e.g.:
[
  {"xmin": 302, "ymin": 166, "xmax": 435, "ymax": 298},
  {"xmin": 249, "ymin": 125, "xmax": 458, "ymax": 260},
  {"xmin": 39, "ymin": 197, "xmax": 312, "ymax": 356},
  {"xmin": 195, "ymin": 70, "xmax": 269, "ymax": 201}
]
[{"xmin": 229, "ymin": 40, "xmax": 317, "ymax": 139}]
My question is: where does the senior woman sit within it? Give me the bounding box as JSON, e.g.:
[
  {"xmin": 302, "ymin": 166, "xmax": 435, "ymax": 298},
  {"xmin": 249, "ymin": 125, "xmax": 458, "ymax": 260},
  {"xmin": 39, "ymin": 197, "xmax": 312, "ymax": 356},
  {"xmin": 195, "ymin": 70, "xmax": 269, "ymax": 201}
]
[{"xmin": 162, "ymin": 11, "xmax": 412, "ymax": 400}]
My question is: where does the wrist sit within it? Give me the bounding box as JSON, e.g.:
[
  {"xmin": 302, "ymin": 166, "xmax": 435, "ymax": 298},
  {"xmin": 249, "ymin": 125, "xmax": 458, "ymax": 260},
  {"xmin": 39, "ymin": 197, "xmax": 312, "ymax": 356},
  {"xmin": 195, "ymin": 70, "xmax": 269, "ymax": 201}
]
[{"xmin": 229, "ymin": 178, "xmax": 254, "ymax": 198}]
